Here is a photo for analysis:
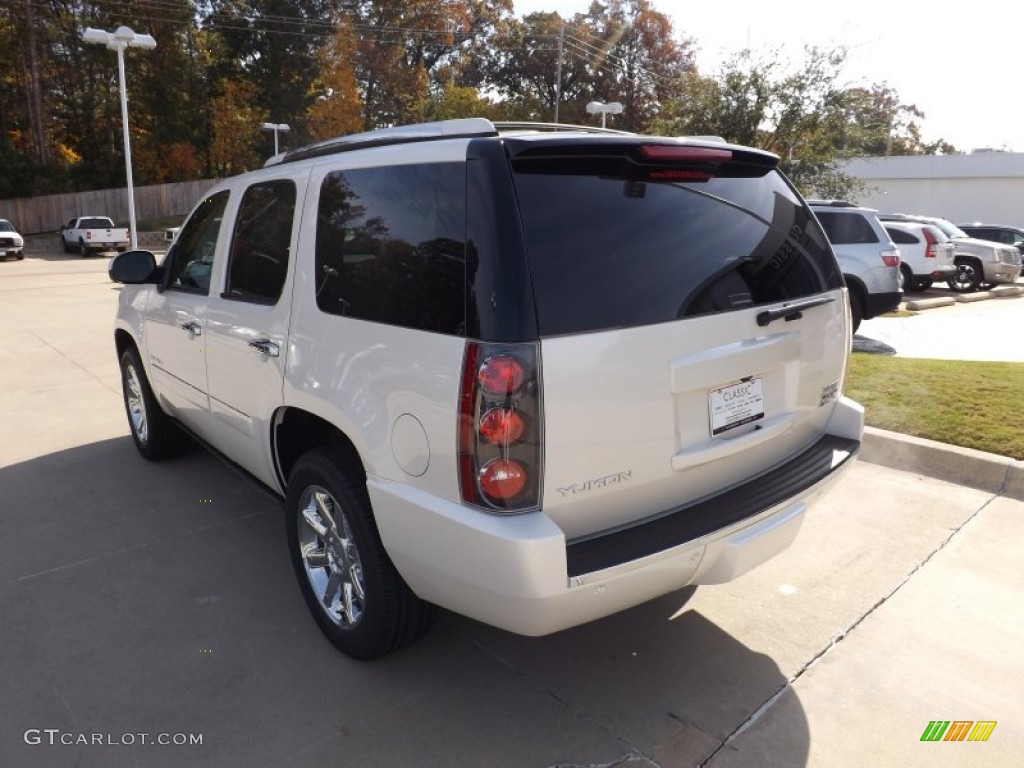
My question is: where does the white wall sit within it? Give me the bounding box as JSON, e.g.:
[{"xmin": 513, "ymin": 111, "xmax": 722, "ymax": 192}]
[
  {"xmin": 841, "ymin": 154, "xmax": 1024, "ymax": 226},
  {"xmin": 853, "ymin": 177, "xmax": 1024, "ymax": 225}
]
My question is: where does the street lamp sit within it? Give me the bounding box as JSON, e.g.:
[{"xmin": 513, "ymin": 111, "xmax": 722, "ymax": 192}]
[
  {"xmin": 586, "ymin": 100, "xmax": 623, "ymax": 129},
  {"xmin": 261, "ymin": 123, "xmax": 291, "ymax": 155},
  {"xmin": 82, "ymin": 26, "xmax": 156, "ymax": 250}
]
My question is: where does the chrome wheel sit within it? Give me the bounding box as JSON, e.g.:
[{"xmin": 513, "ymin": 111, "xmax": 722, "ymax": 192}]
[
  {"xmin": 947, "ymin": 261, "xmax": 981, "ymax": 293},
  {"xmin": 125, "ymin": 363, "xmax": 148, "ymax": 444},
  {"xmin": 297, "ymin": 486, "xmax": 366, "ymax": 628}
]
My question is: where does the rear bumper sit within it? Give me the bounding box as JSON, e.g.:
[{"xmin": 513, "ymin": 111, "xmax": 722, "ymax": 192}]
[
  {"xmin": 371, "ymin": 399, "xmax": 863, "ymax": 637},
  {"xmin": 864, "ymin": 291, "xmax": 901, "ymax": 319}
]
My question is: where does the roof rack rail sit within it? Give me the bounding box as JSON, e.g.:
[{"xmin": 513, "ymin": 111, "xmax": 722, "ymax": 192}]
[
  {"xmin": 266, "ymin": 118, "xmax": 498, "ymax": 166},
  {"xmin": 493, "ymin": 121, "xmax": 634, "ymax": 136},
  {"xmin": 805, "ymin": 199, "xmax": 857, "ymax": 207}
]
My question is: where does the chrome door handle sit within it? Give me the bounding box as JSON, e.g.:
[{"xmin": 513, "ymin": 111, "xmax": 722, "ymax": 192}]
[
  {"xmin": 248, "ymin": 339, "xmax": 280, "ymax": 357},
  {"xmin": 180, "ymin": 321, "xmax": 202, "ymax": 336}
]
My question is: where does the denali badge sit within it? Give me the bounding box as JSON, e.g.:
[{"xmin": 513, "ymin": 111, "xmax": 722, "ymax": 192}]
[
  {"xmin": 557, "ymin": 470, "xmax": 633, "ymax": 497},
  {"xmin": 820, "ymin": 381, "xmax": 839, "ymax": 406}
]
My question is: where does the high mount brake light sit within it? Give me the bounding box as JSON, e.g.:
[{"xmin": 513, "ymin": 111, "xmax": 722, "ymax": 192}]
[
  {"xmin": 638, "ymin": 145, "xmax": 733, "ymax": 162},
  {"xmin": 459, "ymin": 342, "xmax": 542, "ymax": 511}
]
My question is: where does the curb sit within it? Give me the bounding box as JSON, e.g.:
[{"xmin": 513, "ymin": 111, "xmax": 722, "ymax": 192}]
[{"xmin": 859, "ymin": 426, "xmax": 1024, "ymax": 501}]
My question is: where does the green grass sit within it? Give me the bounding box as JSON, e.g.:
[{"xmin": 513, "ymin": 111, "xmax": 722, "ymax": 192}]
[{"xmin": 845, "ymin": 355, "xmax": 1024, "ymax": 459}]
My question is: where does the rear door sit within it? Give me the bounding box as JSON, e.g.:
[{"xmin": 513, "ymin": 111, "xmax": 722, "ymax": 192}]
[
  {"xmin": 508, "ymin": 139, "xmax": 848, "ymax": 539},
  {"xmin": 203, "ymin": 175, "xmax": 304, "ymax": 486}
]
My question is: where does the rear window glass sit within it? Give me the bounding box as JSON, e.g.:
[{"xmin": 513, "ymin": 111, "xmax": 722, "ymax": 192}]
[
  {"xmin": 815, "ymin": 211, "xmax": 880, "ymax": 244},
  {"xmin": 512, "ymin": 165, "xmax": 842, "ymax": 336},
  {"xmin": 886, "ymin": 228, "xmax": 919, "ymax": 244},
  {"xmin": 80, "ymin": 218, "xmax": 114, "ymax": 229}
]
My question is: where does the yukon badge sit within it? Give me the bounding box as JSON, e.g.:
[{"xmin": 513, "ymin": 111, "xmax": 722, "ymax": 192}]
[{"xmin": 557, "ymin": 470, "xmax": 633, "ymax": 498}]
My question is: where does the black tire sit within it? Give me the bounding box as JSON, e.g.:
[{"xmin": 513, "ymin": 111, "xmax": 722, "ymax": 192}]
[
  {"xmin": 62, "ymin": 237, "xmax": 71, "ymax": 253},
  {"xmin": 79, "ymin": 240, "xmax": 89, "ymax": 258},
  {"xmin": 119, "ymin": 346, "xmax": 186, "ymax": 460},
  {"xmin": 849, "ymin": 290, "xmax": 864, "ymax": 334},
  {"xmin": 285, "ymin": 449, "xmax": 435, "ymax": 660},
  {"xmin": 16, "ymin": 252, "xmax": 24, "ymax": 261},
  {"xmin": 899, "ymin": 264, "xmax": 913, "ymax": 293},
  {"xmin": 947, "ymin": 259, "xmax": 983, "ymax": 293}
]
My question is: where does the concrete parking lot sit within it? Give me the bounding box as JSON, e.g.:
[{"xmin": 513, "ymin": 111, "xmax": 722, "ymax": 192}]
[{"xmin": 2, "ymin": 245, "xmax": 1022, "ymax": 767}]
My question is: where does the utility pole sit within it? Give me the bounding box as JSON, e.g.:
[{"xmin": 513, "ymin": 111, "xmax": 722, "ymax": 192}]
[{"xmin": 554, "ymin": 24, "xmax": 564, "ymax": 123}]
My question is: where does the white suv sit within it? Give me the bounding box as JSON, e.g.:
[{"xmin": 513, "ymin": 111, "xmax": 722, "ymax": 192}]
[
  {"xmin": 883, "ymin": 221, "xmax": 956, "ymax": 292},
  {"xmin": 109, "ymin": 119, "xmax": 863, "ymax": 659}
]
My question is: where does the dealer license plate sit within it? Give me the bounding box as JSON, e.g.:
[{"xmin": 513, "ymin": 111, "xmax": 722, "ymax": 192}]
[{"xmin": 709, "ymin": 377, "xmax": 764, "ymax": 436}]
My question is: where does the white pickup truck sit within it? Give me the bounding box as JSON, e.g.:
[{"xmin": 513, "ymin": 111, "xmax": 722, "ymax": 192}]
[{"xmin": 61, "ymin": 216, "xmax": 130, "ymax": 256}]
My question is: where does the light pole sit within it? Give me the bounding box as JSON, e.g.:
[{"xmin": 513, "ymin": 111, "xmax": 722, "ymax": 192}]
[
  {"xmin": 586, "ymin": 100, "xmax": 623, "ymax": 129},
  {"xmin": 262, "ymin": 123, "xmax": 291, "ymax": 155},
  {"xmin": 82, "ymin": 26, "xmax": 156, "ymax": 250}
]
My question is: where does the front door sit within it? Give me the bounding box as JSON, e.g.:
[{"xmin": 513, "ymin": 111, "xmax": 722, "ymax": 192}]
[{"xmin": 144, "ymin": 190, "xmax": 231, "ymax": 431}]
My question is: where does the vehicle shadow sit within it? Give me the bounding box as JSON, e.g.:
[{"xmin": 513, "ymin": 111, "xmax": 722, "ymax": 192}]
[
  {"xmin": 852, "ymin": 334, "xmax": 897, "ymax": 355},
  {"xmin": 0, "ymin": 437, "xmax": 809, "ymax": 768}
]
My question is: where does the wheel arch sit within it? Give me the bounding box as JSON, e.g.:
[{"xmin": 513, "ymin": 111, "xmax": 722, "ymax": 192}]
[
  {"xmin": 842, "ymin": 274, "xmax": 868, "ymax": 305},
  {"xmin": 273, "ymin": 407, "xmax": 366, "ymax": 492}
]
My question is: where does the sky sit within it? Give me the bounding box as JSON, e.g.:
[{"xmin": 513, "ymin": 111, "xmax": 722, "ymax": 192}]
[{"xmin": 513, "ymin": 0, "xmax": 1024, "ymax": 153}]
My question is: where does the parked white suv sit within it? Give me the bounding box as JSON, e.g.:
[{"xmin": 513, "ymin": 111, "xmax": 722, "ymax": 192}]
[
  {"xmin": 109, "ymin": 119, "xmax": 863, "ymax": 659},
  {"xmin": 883, "ymin": 221, "xmax": 956, "ymax": 293},
  {"xmin": 808, "ymin": 201, "xmax": 902, "ymax": 332}
]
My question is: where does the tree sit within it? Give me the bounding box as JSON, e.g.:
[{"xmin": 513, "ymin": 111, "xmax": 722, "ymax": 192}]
[
  {"xmin": 209, "ymin": 79, "xmax": 268, "ymax": 175},
  {"xmin": 653, "ymin": 45, "xmax": 957, "ymax": 198},
  {"xmin": 307, "ymin": 23, "xmax": 365, "ymax": 140}
]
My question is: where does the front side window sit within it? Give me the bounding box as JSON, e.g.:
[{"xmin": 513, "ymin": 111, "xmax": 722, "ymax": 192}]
[
  {"xmin": 315, "ymin": 163, "xmax": 466, "ymax": 335},
  {"xmin": 224, "ymin": 180, "xmax": 296, "ymax": 303},
  {"xmin": 165, "ymin": 190, "xmax": 230, "ymax": 294}
]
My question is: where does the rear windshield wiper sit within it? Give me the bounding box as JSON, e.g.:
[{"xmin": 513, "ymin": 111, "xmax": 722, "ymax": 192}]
[{"xmin": 756, "ymin": 296, "xmax": 835, "ymax": 327}]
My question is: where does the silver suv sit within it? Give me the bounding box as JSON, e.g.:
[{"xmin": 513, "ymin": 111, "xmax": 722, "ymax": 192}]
[
  {"xmin": 808, "ymin": 201, "xmax": 902, "ymax": 332},
  {"xmin": 108, "ymin": 119, "xmax": 863, "ymax": 659}
]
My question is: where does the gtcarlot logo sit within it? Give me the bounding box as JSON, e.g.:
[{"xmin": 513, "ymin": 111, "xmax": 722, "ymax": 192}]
[{"xmin": 24, "ymin": 729, "xmax": 203, "ymax": 746}]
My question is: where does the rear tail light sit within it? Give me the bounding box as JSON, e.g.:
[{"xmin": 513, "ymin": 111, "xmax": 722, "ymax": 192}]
[
  {"xmin": 459, "ymin": 342, "xmax": 542, "ymax": 512},
  {"xmin": 923, "ymin": 229, "xmax": 938, "ymax": 258},
  {"xmin": 880, "ymin": 248, "xmax": 900, "ymax": 267},
  {"xmin": 86, "ymin": 231, "xmax": 93, "ymax": 241}
]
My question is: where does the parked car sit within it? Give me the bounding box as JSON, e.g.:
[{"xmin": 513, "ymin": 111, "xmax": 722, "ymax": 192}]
[
  {"xmin": 60, "ymin": 216, "xmax": 130, "ymax": 257},
  {"xmin": 108, "ymin": 118, "xmax": 863, "ymax": 659},
  {"xmin": 879, "ymin": 214, "xmax": 1021, "ymax": 292},
  {"xmin": 0, "ymin": 218, "xmax": 25, "ymax": 261},
  {"xmin": 807, "ymin": 201, "xmax": 902, "ymax": 332},
  {"xmin": 957, "ymin": 223, "xmax": 1024, "ymax": 254},
  {"xmin": 883, "ymin": 222, "xmax": 956, "ymax": 292}
]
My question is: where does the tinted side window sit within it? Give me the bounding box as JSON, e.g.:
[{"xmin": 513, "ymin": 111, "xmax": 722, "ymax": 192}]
[
  {"xmin": 815, "ymin": 212, "xmax": 880, "ymax": 244},
  {"xmin": 513, "ymin": 166, "xmax": 842, "ymax": 336},
  {"xmin": 963, "ymin": 227, "xmax": 994, "ymax": 241},
  {"xmin": 225, "ymin": 180, "xmax": 296, "ymax": 303},
  {"xmin": 166, "ymin": 190, "xmax": 230, "ymax": 294},
  {"xmin": 886, "ymin": 228, "xmax": 919, "ymax": 244},
  {"xmin": 315, "ymin": 163, "xmax": 466, "ymax": 335}
]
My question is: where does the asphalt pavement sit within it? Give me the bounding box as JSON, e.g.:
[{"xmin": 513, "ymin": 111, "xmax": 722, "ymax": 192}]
[{"xmin": 1, "ymin": 247, "xmax": 1022, "ymax": 767}]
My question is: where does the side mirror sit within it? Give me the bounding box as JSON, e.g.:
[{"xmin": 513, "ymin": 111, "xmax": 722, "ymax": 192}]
[{"xmin": 109, "ymin": 250, "xmax": 158, "ymax": 284}]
